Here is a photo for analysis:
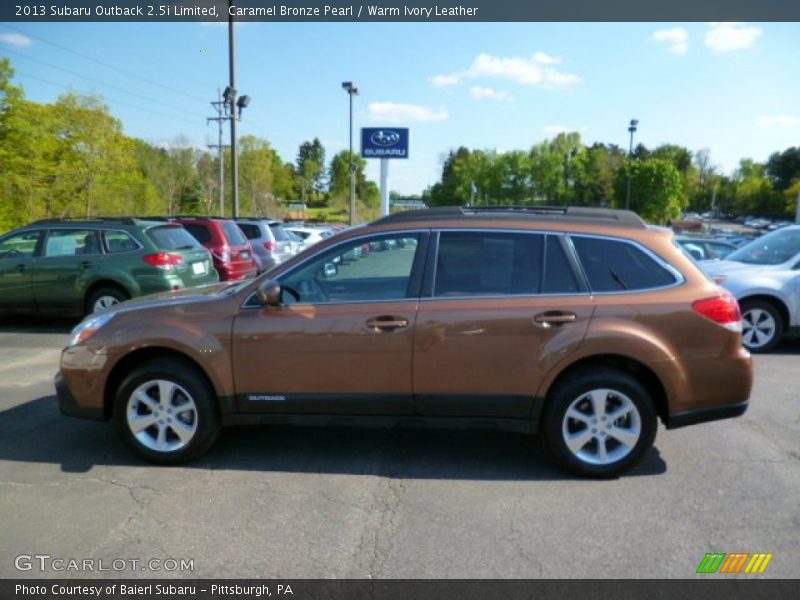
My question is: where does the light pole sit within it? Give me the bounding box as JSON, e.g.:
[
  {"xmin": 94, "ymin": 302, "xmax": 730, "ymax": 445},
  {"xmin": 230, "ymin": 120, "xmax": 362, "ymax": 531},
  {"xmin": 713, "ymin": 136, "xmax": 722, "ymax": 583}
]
[
  {"xmin": 342, "ymin": 81, "xmax": 358, "ymax": 226},
  {"xmin": 625, "ymin": 119, "xmax": 638, "ymax": 211}
]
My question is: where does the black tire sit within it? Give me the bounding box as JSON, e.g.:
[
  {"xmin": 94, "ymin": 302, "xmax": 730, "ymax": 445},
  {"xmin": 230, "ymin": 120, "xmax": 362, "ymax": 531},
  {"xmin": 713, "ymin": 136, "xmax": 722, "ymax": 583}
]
[
  {"xmin": 113, "ymin": 358, "xmax": 221, "ymax": 465},
  {"xmin": 541, "ymin": 368, "xmax": 657, "ymax": 477},
  {"xmin": 739, "ymin": 299, "xmax": 783, "ymax": 353},
  {"xmin": 86, "ymin": 286, "xmax": 129, "ymax": 315}
]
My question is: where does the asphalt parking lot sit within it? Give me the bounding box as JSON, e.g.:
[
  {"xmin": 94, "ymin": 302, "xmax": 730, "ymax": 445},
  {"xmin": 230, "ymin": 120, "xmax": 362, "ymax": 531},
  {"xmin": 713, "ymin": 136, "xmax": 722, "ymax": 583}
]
[{"xmin": 1, "ymin": 317, "xmax": 798, "ymax": 579}]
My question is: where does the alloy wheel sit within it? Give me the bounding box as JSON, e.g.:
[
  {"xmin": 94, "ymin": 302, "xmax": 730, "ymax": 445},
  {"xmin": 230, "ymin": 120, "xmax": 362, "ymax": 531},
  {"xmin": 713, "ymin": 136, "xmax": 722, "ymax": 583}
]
[
  {"xmin": 742, "ymin": 308, "xmax": 776, "ymax": 350},
  {"xmin": 126, "ymin": 380, "xmax": 198, "ymax": 453},
  {"xmin": 561, "ymin": 388, "xmax": 642, "ymax": 466}
]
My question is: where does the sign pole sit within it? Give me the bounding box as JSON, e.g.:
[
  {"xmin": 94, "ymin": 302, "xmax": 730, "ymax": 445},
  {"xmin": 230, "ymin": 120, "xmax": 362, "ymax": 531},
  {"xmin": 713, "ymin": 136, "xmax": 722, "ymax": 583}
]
[{"xmin": 380, "ymin": 158, "xmax": 390, "ymax": 217}]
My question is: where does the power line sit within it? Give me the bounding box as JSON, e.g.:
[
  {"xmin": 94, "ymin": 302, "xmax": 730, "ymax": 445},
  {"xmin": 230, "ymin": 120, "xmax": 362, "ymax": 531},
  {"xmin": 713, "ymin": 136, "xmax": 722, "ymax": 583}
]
[
  {"xmin": 3, "ymin": 46, "xmax": 205, "ymax": 119},
  {"xmin": 3, "ymin": 24, "xmax": 208, "ymax": 104},
  {"xmin": 14, "ymin": 71, "xmax": 202, "ymax": 127}
]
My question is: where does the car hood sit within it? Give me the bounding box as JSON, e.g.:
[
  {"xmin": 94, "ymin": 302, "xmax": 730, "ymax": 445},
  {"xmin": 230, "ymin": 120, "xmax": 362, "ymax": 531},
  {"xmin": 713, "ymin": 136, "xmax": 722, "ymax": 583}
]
[
  {"xmin": 98, "ymin": 281, "xmax": 238, "ymax": 316},
  {"xmin": 701, "ymin": 260, "xmax": 782, "ymax": 278}
]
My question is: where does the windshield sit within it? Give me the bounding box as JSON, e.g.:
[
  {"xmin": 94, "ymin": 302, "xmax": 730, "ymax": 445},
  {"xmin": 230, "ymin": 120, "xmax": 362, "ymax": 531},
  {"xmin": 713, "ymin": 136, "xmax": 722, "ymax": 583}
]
[{"xmin": 727, "ymin": 228, "xmax": 800, "ymax": 265}]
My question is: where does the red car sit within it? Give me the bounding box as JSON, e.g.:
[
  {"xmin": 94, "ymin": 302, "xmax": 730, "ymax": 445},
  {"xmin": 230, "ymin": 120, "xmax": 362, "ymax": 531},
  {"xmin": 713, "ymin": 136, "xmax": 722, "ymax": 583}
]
[{"xmin": 171, "ymin": 217, "xmax": 257, "ymax": 281}]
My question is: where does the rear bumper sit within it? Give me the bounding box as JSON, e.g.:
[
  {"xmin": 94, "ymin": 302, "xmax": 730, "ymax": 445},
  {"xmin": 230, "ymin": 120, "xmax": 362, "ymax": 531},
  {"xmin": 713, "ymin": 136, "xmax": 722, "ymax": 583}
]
[
  {"xmin": 217, "ymin": 262, "xmax": 258, "ymax": 281},
  {"xmin": 665, "ymin": 400, "xmax": 748, "ymax": 429},
  {"xmin": 55, "ymin": 371, "xmax": 105, "ymax": 421}
]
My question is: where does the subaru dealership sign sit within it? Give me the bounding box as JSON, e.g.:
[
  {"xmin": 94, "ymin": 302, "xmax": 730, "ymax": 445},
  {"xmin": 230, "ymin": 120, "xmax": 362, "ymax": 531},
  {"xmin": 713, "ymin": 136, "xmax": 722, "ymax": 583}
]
[{"xmin": 361, "ymin": 128, "xmax": 409, "ymax": 159}]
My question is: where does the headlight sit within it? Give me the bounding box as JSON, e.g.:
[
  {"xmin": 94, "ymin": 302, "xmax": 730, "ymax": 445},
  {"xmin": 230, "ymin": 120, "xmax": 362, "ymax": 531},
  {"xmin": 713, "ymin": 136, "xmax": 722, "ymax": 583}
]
[{"xmin": 68, "ymin": 313, "xmax": 116, "ymax": 347}]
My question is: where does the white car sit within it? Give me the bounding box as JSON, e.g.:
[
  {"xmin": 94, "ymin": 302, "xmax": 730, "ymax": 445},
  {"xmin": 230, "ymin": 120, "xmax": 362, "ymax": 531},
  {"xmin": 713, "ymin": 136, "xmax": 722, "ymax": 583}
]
[
  {"xmin": 702, "ymin": 226, "xmax": 800, "ymax": 352},
  {"xmin": 285, "ymin": 227, "xmax": 329, "ymax": 251}
]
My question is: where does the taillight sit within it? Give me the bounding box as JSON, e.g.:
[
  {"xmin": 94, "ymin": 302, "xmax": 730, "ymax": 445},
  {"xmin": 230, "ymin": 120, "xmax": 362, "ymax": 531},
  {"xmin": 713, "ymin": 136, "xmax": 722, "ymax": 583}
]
[
  {"xmin": 264, "ymin": 241, "xmax": 277, "ymax": 251},
  {"xmin": 692, "ymin": 291, "xmax": 742, "ymax": 332},
  {"xmin": 142, "ymin": 253, "xmax": 183, "ymax": 269},
  {"xmin": 212, "ymin": 246, "xmax": 231, "ymax": 263}
]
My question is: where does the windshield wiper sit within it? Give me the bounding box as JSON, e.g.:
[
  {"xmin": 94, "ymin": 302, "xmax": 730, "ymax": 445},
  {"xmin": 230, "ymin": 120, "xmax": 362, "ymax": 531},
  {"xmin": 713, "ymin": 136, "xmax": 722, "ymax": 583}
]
[{"xmin": 609, "ymin": 268, "xmax": 628, "ymax": 290}]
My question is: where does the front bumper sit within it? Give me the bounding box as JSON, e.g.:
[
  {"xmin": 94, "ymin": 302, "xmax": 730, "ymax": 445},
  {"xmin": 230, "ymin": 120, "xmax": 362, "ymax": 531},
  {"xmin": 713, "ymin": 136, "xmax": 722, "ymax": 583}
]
[{"xmin": 55, "ymin": 371, "xmax": 106, "ymax": 421}]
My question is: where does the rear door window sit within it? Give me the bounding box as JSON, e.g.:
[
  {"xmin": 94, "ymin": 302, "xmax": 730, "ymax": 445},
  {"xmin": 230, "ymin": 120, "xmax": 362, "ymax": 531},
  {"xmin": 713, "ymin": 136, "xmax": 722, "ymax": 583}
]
[
  {"xmin": 543, "ymin": 236, "xmax": 580, "ymax": 294},
  {"xmin": 434, "ymin": 231, "xmax": 543, "ymax": 297},
  {"xmin": 44, "ymin": 229, "xmax": 102, "ymax": 257},
  {"xmin": 147, "ymin": 226, "xmax": 203, "ymax": 250},
  {"xmin": 571, "ymin": 236, "xmax": 677, "ymax": 292}
]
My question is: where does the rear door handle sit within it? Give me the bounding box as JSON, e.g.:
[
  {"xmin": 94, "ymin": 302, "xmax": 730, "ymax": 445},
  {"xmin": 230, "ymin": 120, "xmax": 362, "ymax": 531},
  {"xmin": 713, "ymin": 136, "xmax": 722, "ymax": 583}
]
[
  {"xmin": 16, "ymin": 263, "xmax": 27, "ymax": 272},
  {"xmin": 365, "ymin": 315, "xmax": 409, "ymax": 332},
  {"xmin": 79, "ymin": 261, "xmax": 93, "ymax": 270},
  {"xmin": 533, "ymin": 311, "xmax": 577, "ymax": 328}
]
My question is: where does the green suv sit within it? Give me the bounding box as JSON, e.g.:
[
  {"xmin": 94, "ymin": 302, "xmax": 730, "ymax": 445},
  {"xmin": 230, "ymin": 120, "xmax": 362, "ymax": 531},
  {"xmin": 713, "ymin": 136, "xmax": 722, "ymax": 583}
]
[{"xmin": 0, "ymin": 218, "xmax": 218, "ymax": 316}]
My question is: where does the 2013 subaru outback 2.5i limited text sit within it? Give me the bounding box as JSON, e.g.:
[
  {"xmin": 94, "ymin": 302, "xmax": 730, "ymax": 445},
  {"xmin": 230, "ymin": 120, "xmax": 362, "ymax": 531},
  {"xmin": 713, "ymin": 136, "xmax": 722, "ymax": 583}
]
[{"xmin": 56, "ymin": 207, "xmax": 753, "ymax": 476}]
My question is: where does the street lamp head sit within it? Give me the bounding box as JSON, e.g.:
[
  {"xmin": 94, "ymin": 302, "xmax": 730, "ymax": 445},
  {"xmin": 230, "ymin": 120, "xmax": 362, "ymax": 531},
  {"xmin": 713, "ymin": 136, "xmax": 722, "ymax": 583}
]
[
  {"xmin": 236, "ymin": 95, "xmax": 251, "ymax": 109},
  {"xmin": 342, "ymin": 81, "xmax": 358, "ymax": 95},
  {"xmin": 222, "ymin": 86, "xmax": 236, "ymax": 104}
]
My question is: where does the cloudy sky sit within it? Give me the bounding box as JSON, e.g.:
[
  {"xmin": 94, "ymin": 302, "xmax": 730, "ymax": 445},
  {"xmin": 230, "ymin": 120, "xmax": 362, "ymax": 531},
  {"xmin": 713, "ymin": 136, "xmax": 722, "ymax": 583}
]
[{"xmin": 1, "ymin": 21, "xmax": 798, "ymax": 194}]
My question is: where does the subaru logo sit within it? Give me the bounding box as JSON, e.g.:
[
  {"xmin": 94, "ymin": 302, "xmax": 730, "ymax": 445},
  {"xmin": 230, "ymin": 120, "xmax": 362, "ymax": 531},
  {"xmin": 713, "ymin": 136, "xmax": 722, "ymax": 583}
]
[{"xmin": 370, "ymin": 130, "xmax": 400, "ymax": 147}]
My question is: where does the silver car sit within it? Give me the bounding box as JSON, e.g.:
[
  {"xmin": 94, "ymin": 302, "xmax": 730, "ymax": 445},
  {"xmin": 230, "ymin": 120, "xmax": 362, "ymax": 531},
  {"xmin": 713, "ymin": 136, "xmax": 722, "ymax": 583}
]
[
  {"xmin": 235, "ymin": 219, "xmax": 297, "ymax": 273},
  {"xmin": 702, "ymin": 226, "xmax": 800, "ymax": 352}
]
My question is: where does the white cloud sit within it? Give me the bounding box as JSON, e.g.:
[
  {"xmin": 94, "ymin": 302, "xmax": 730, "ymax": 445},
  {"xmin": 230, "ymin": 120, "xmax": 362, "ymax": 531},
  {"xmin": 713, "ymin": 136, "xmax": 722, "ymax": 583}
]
[
  {"xmin": 429, "ymin": 51, "xmax": 580, "ymax": 90},
  {"xmin": 755, "ymin": 115, "xmax": 800, "ymax": 128},
  {"xmin": 469, "ymin": 86, "xmax": 515, "ymax": 101},
  {"xmin": 367, "ymin": 102, "xmax": 449, "ymax": 123},
  {"xmin": 428, "ymin": 74, "xmax": 460, "ymax": 88},
  {"xmin": 0, "ymin": 32, "xmax": 32, "ymax": 47},
  {"xmin": 704, "ymin": 22, "xmax": 762, "ymax": 53},
  {"xmin": 651, "ymin": 27, "xmax": 689, "ymax": 54}
]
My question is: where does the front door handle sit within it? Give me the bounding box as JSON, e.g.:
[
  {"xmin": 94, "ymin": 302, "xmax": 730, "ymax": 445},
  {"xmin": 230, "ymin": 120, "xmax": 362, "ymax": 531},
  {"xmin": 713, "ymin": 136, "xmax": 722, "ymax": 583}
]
[
  {"xmin": 366, "ymin": 315, "xmax": 409, "ymax": 332},
  {"xmin": 16, "ymin": 263, "xmax": 27, "ymax": 272},
  {"xmin": 533, "ymin": 311, "xmax": 577, "ymax": 328},
  {"xmin": 79, "ymin": 261, "xmax": 93, "ymax": 270}
]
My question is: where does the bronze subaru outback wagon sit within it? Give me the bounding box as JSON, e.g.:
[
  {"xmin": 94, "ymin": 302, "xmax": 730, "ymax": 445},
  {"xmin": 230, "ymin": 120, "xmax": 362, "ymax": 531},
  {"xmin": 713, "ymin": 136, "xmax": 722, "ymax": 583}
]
[{"xmin": 57, "ymin": 207, "xmax": 753, "ymax": 476}]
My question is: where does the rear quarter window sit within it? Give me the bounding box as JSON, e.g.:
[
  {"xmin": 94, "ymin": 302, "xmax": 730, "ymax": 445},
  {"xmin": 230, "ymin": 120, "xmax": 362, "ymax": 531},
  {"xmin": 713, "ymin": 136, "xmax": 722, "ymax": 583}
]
[
  {"xmin": 181, "ymin": 223, "xmax": 213, "ymax": 245},
  {"xmin": 147, "ymin": 226, "xmax": 204, "ymax": 250},
  {"xmin": 221, "ymin": 222, "xmax": 248, "ymax": 245},
  {"xmin": 269, "ymin": 223, "xmax": 289, "ymax": 241},
  {"xmin": 238, "ymin": 223, "xmax": 263, "ymax": 240},
  {"xmin": 571, "ymin": 236, "xmax": 677, "ymax": 292}
]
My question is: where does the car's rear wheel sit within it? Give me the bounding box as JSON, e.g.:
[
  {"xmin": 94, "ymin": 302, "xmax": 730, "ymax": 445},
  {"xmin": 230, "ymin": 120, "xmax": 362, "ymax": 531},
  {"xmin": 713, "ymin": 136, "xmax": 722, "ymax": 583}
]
[
  {"xmin": 740, "ymin": 299, "xmax": 783, "ymax": 353},
  {"xmin": 113, "ymin": 359, "xmax": 221, "ymax": 464},
  {"xmin": 86, "ymin": 286, "xmax": 128, "ymax": 315},
  {"xmin": 542, "ymin": 369, "xmax": 657, "ymax": 477}
]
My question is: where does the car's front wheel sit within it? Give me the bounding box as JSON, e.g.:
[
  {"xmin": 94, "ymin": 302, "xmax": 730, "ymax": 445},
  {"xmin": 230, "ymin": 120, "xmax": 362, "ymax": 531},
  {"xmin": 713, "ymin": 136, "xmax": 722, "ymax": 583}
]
[
  {"xmin": 740, "ymin": 299, "xmax": 783, "ymax": 353},
  {"xmin": 113, "ymin": 359, "xmax": 221, "ymax": 464},
  {"xmin": 542, "ymin": 369, "xmax": 657, "ymax": 477}
]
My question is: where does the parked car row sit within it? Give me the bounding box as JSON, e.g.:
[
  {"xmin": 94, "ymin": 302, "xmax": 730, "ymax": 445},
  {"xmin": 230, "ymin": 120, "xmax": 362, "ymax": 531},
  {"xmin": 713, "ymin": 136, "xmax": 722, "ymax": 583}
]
[{"xmin": 0, "ymin": 216, "xmax": 344, "ymax": 317}]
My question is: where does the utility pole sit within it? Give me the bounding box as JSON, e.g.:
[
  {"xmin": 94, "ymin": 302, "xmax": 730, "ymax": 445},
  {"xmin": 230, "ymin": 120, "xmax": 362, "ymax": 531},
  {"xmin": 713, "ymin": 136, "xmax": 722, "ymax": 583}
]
[
  {"xmin": 228, "ymin": 0, "xmax": 239, "ymax": 218},
  {"xmin": 625, "ymin": 119, "xmax": 638, "ymax": 211},
  {"xmin": 207, "ymin": 88, "xmax": 230, "ymax": 217},
  {"xmin": 342, "ymin": 82, "xmax": 359, "ymax": 225}
]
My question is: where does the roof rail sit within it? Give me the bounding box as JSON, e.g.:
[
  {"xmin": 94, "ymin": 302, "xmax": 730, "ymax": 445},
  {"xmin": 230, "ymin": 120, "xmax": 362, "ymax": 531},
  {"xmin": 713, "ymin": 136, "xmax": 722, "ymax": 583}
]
[
  {"xmin": 371, "ymin": 205, "xmax": 647, "ymax": 228},
  {"xmin": 29, "ymin": 217, "xmax": 138, "ymax": 226}
]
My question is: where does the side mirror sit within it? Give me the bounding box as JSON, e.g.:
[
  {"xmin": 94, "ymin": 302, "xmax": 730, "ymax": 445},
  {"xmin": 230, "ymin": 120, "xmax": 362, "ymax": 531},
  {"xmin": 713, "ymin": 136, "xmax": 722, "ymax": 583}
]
[
  {"xmin": 321, "ymin": 262, "xmax": 338, "ymax": 279},
  {"xmin": 256, "ymin": 279, "xmax": 282, "ymax": 307}
]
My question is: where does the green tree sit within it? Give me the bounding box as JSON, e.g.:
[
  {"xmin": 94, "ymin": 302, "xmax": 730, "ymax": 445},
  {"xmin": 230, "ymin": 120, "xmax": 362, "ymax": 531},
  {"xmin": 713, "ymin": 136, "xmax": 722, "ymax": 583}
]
[
  {"xmin": 613, "ymin": 159, "xmax": 685, "ymax": 223},
  {"xmin": 296, "ymin": 138, "xmax": 325, "ymax": 202}
]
